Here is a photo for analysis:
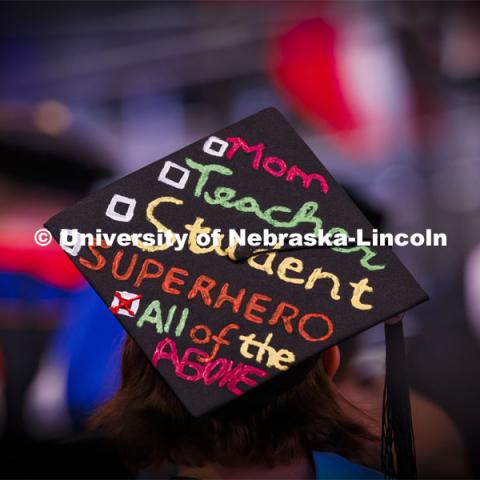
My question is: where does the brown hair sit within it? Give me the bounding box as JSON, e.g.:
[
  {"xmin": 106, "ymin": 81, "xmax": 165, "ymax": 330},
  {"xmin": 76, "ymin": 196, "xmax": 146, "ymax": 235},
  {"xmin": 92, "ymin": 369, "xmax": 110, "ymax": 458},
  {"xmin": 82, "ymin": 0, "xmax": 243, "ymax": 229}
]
[{"xmin": 90, "ymin": 336, "xmax": 377, "ymax": 470}]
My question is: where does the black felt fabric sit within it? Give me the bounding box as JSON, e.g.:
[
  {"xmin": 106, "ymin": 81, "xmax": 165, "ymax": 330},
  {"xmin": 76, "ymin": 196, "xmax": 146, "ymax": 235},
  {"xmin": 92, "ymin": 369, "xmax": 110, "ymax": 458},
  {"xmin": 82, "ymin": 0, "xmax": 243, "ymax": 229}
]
[{"xmin": 45, "ymin": 108, "xmax": 427, "ymax": 416}]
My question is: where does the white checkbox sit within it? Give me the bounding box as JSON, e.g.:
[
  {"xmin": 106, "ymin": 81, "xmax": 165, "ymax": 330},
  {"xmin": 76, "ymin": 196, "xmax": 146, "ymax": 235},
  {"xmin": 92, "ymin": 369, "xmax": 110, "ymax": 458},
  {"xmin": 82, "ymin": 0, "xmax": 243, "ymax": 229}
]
[
  {"xmin": 203, "ymin": 136, "xmax": 229, "ymax": 157},
  {"xmin": 105, "ymin": 194, "xmax": 136, "ymax": 222},
  {"xmin": 158, "ymin": 161, "xmax": 190, "ymax": 189}
]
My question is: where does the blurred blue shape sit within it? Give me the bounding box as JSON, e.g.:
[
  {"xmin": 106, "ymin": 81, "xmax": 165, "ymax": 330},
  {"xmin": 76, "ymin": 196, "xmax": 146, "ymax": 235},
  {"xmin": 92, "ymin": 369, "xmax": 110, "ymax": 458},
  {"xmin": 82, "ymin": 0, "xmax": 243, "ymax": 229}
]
[
  {"xmin": 51, "ymin": 286, "xmax": 124, "ymax": 424},
  {"xmin": 0, "ymin": 272, "xmax": 73, "ymax": 302}
]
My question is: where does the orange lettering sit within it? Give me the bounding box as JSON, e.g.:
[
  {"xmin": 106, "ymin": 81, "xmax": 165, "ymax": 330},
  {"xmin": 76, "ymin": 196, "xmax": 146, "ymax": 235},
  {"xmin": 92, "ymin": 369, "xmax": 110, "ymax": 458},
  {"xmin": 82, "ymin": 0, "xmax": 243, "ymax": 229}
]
[
  {"xmin": 162, "ymin": 267, "xmax": 189, "ymax": 295},
  {"xmin": 112, "ymin": 249, "xmax": 138, "ymax": 281},
  {"xmin": 298, "ymin": 313, "xmax": 333, "ymax": 342},
  {"xmin": 244, "ymin": 293, "xmax": 272, "ymax": 324},
  {"xmin": 187, "ymin": 275, "xmax": 216, "ymax": 306},
  {"xmin": 268, "ymin": 302, "xmax": 299, "ymax": 335},
  {"xmin": 190, "ymin": 324, "xmax": 212, "ymax": 344},
  {"xmin": 134, "ymin": 258, "xmax": 164, "ymax": 288},
  {"xmin": 213, "ymin": 282, "xmax": 246, "ymax": 314},
  {"xmin": 79, "ymin": 244, "xmax": 110, "ymax": 271}
]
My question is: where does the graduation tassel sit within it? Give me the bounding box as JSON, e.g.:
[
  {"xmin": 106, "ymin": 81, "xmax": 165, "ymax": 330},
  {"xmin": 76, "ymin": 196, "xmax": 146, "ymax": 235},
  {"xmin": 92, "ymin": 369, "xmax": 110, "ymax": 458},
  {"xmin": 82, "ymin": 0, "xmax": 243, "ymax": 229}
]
[{"xmin": 381, "ymin": 320, "xmax": 417, "ymax": 479}]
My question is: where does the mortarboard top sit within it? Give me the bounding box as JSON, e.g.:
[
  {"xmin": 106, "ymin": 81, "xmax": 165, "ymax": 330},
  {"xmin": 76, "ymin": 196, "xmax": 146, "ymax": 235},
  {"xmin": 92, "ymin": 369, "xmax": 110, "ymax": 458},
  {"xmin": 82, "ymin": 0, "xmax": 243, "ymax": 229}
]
[{"xmin": 45, "ymin": 108, "xmax": 426, "ymax": 477}]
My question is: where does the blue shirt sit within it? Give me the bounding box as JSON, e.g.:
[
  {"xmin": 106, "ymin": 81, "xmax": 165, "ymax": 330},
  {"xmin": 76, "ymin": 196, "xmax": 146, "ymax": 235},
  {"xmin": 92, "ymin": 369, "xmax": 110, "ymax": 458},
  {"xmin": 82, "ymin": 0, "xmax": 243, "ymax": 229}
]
[{"xmin": 313, "ymin": 452, "xmax": 383, "ymax": 479}]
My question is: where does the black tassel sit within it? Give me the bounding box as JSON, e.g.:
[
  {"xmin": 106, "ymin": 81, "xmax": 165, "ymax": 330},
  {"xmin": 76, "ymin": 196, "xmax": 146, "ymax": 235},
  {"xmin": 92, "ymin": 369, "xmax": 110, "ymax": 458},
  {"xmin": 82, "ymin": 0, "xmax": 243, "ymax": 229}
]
[{"xmin": 381, "ymin": 320, "xmax": 417, "ymax": 479}]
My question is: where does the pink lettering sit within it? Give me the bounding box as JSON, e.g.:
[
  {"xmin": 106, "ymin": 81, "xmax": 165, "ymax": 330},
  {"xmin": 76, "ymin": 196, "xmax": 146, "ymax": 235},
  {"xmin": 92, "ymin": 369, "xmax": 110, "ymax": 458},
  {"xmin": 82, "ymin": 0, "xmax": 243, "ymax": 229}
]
[
  {"xmin": 285, "ymin": 165, "xmax": 329, "ymax": 194},
  {"xmin": 151, "ymin": 337, "xmax": 268, "ymax": 395},
  {"xmin": 203, "ymin": 358, "xmax": 228, "ymax": 385},
  {"xmin": 226, "ymin": 137, "xmax": 265, "ymax": 169},
  {"xmin": 226, "ymin": 364, "xmax": 268, "ymax": 395},
  {"xmin": 152, "ymin": 337, "xmax": 178, "ymax": 367},
  {"xmin": 177, "ymin": 347, "xmax": 209, "ymax": 381},
  {"xmin": 225, "ymin": 136, "xmax": 328, "ymax": 194}
]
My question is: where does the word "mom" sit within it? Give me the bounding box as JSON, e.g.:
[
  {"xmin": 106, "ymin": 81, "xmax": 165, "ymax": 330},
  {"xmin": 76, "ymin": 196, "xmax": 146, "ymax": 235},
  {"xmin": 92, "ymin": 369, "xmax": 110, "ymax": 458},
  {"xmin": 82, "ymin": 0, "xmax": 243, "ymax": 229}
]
[
  {"xmin": 204, "ymin": 136, "xmax": 329, "ymax": 194},
  {"xmin": 152, "ymin": 336, "xmax": 267, "ymax": 395}
]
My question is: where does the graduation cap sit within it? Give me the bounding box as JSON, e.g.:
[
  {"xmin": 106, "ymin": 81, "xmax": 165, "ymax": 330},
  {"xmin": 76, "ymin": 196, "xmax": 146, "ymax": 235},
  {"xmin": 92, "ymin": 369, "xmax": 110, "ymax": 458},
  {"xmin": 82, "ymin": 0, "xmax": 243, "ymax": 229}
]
[{"xmin": 45, "ymin": 108, "xmax": 427, "ymax": 478}]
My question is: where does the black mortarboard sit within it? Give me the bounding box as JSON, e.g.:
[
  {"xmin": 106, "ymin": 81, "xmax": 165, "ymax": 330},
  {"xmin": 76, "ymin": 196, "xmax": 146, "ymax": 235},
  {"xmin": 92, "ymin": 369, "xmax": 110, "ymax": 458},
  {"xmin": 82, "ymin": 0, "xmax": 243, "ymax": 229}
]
[{"xmin": 45, "ymin": 108, "xmax": 427, "ymax": 477}]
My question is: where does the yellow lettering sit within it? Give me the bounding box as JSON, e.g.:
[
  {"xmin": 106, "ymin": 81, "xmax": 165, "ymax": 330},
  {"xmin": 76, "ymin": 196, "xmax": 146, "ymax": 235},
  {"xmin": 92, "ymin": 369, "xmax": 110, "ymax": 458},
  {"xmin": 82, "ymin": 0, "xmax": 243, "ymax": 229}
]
[
  {"xmin": 277, "ymin": 257, "xmax": 305, "ymax": 285},
  {"xmin": 349, "ymin": 278, "xmax": 373, "ymax": 310},
  {"xmin": 305, "ymin": 267, "xmax": 341, "ymax": 301},
  {"xmin": 238, "ymin": 333, "xmax": 295, "ymax": 371},
  {"xmin": 137, "ymin": 196, "xmax": 181, "ymax": 252}
]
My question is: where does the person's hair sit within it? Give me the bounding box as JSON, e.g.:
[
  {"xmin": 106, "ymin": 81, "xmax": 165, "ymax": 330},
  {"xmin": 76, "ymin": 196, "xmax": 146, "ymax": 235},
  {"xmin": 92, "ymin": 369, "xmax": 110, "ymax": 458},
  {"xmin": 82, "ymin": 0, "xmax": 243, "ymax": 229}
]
[{"xmin": 90, "ymin": 336, "xmax": 377, "ymax": 470}]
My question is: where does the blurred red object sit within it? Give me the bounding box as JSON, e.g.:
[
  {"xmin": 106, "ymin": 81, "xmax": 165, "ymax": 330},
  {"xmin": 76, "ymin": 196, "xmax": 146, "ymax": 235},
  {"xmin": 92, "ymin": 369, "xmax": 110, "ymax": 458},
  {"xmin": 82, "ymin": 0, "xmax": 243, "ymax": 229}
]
[
  {"xmin": 270, "ymin": 18, "xmax": 357, "ymax": 132},
  {"xmin": 268, "ymin": 16, "xmax": 412, "ymax": 163},
  {"xmin": 0, "ymin": 234, "xmax": 84, "ymax": 291}
]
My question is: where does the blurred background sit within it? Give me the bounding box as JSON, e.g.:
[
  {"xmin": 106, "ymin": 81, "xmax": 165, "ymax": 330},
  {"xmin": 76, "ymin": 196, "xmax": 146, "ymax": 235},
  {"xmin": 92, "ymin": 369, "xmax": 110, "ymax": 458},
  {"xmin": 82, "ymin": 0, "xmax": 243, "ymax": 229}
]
[{"xmin": 0, "ymin": 1, "xmax": 479, "ymax": 478}]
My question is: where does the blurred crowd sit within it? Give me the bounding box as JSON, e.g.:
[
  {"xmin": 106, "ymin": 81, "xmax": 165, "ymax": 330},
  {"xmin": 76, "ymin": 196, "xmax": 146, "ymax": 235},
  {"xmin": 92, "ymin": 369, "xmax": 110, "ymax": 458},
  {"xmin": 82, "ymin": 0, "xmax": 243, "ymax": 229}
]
[{"xmin": 0, "ymin": 1, "xmax": 479, "ymax": 478}]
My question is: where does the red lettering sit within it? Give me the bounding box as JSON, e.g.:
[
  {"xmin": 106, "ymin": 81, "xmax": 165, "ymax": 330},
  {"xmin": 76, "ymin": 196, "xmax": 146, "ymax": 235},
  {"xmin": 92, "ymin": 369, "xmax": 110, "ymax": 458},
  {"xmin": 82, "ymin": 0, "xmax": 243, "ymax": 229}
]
[
  {"xmin": 203, "ymin": 358, "xmax": 228, "ymax": 385},
  {"xmin": 226, "ymin": 137, "xmax": 265, "ymax": 169},
  {"xmin": 213, "ymin": 282, "xmax": 246, "ymax": 313},
  {"xmin": 298, "ymin": 313, "xmax": 333, "ymax": 342},
  {"xmin": 205, "ymin": 323, "xmax": 240, "ymax": 362},
  {"xmin": 244, "ymin": 293, "xmax": 272, "ymax": 324},
  {"xmin": 177, "ymin": 348, "xmax": 208, "ymax": 381},
  {"xmin": 217, "ymin": 362, "xmax": 246, "ymax": 388},
  {"xmin": 134, "ymin": 258, "xmax": 164, "ymax": 288},
  {"xmin": 152, "ymin": 337, "xmax": 179, "ymax": 367},
  {"xmin": 190, "ymin": 323, "xmax": 240, "ymax": 362},
  {"xmin": 162, "ymin": 267, "xmax": 189, "ymax": 295},
  {"xmin": 268, "ymin": 302, "xmax": 299, "ymax": 335},
  {"xmin": 263, "ymin": 156, "xmax": 287, "ymax": 177},
  {"xmin": 79, "ymin": 243, "xmax": 110, "ymax": 271},
  {"xmin": 190, "ymin": 324, "xmax": 212, "ymax": 344},
  {"xmin": 112, "ymin": 249, "xmax": 138, "ymax": 281},
  {"xmin": 286, "ymin": 165, "xmax": 329, "ymax": 194},
  {"xmin": 225, "ymin": 136, "xmax": 328, "ymax": 194},
  {"xmin": 152, "ymin": 337, "xmax": 268, "ymax": 395},
  {"xmin": 187, "ymin": 274, "xmax": 216, "ymax": 306},
  {"xmin": 226, "ymin": 364, "xmax": 268, "ymax": 395}
]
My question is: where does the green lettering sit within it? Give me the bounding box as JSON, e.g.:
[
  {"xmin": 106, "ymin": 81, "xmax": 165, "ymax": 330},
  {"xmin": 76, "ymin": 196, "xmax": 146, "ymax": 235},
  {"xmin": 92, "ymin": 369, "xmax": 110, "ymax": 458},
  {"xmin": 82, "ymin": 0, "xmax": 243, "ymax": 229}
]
[
  {"xmin": 185, "ymin": 157, "xmax": 233, "ymax": 197},
  {"xmin": 137, "ymin": 300, "xmax": 163, "ymax": 333}
]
